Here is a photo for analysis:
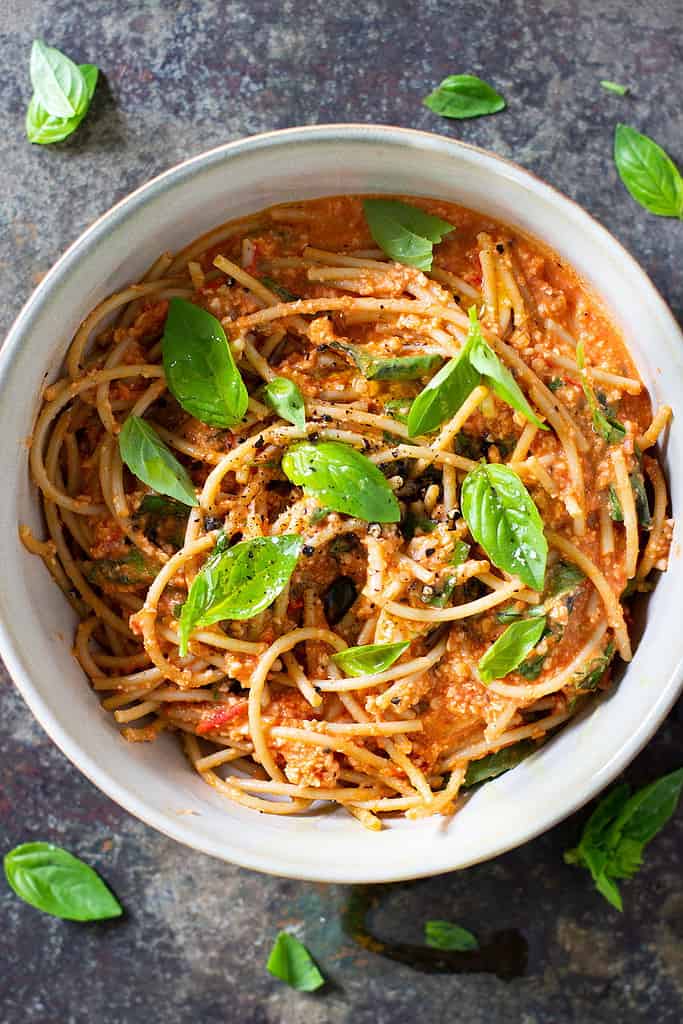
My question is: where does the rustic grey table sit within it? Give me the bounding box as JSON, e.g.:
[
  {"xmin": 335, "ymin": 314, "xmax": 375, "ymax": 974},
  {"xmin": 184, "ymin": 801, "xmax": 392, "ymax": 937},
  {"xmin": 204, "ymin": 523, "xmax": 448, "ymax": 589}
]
[{"xmin": 2, "ymin": 2, "xmax": 682, "ymax": 1021}]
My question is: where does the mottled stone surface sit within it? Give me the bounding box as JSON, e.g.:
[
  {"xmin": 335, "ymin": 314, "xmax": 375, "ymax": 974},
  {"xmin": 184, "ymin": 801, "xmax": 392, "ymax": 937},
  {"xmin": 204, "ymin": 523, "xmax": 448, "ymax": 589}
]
[{"xmin": 1, "ymin": 1, "xmax": 682, "ymax": 1021}]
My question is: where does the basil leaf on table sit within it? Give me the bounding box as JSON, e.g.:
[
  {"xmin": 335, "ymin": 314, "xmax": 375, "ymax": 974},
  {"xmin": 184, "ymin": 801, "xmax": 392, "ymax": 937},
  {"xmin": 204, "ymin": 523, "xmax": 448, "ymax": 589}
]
[
  {"xmin": 162, "ymin": 297, "xmax": 248, "ymax": 428},
  {"xmin": 4, "ymin": 842, "xmax": 122, "ymax": 921},
  {"xmin": 614, "ymin": 123, "xmax": 683, "ymax": 219},
  {"xmin": 576, "ymin": 341, "xmax": 625, "ymax": 443},
  {"xmin": 565, "ymin": 769, "xmax": 683, "ymax": 910},
  {"xmin": 178, "ymin": 534, "xmax": 302, "ymax": 655},
  {"xmin": 29, "ymin": 39, "xmax": 89, "ymax": 118},
  {"xmin": 331, "ymin": 640, "xmax": 409, "ymax": 677},
  {"xmin": 119, "ymin": 416, "xmax": 198, "ymax": 507},
  {"xmin": 26, "ymin": 63, "xmax": 98, "ymax": 145},
  {"xmin": 282, "ymin": 441, "xmax": 400, "ymax": 523},
  {"xmin": 424, "ymin": 921, "xmax": 480, "ymax": 952},
  {"xmin": 601, "ymin": 80, "xmax": 629, "ymax": 96},
  {"xmin": 463, "ymin": 740, "xmax": 537, "ymax": 787},
  {"xmin": 467, "ymin": 309, "xmax": 546, "ymax": 430},
  {"xmin": 478, "ymin": 616, "xmax": 547, "ymax": 683},
  {"xmin": 461, "ymin": 463, "xmax": 548, "ymax": 590},
  {"xmin": 331, "ymin": 340, "xmax": 443, "ymax": 381},
  {"xmin": 423, "ymin": 74, "xmax": 506, "ymax": 120},
  {"xmin": 407, "ymin": 335, "xmax": 480, "ymax": 436},
  {"xmin": 267, "ymin": 932, "xmax": 324, "ymax": 992},
  {"xmin": 263, "ymin": 376, "xmax": 306, "ymax": 429},
  {"xmin": 362, "ymin": 199, "xmax": 454, "ymax": 271}
]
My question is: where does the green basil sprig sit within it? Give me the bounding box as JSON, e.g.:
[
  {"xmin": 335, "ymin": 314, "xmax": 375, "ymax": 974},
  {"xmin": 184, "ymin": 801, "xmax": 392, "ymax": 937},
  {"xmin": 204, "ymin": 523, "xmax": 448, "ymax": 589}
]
[
  {"xmin": 424, "ymin": 920, "xmax": 479, "ymax": 951},
  {"xmin": 614, "ymin": 123, "xmax": 683, "ymax": 219},
  {"xmin": 407, "ymin": 307, "xmax": 545, "ymax": 436},
  {"xmin": 263, "ymin": 376, "xmax": 306, "ymax": 429},
  {"xmin": 331, "ymin": 340, "xmax": 443, "ymax": 381},
  {"xmin": 423, "ymin": 74, "xmax": 505, "ymax": 120},
  {"xmin": 162, "ymin": 297, "xmax": 248, "ymax": 428},
  {"xmin": 464, "ymin": 740, "xmax": 536, "ymax": 788},
  {"xmin": 362, "ymin": 199, "xmax": 454, "ymax": 271},
  {"xmin": 29, "ymin": 39, "xmax": 89, "ymax": 118},
  {"xmin": 461, "ymin": 463, "xmax": 548, "ymax": 590},
  {"xmin": 575, "ymin": 641, "xmax": 615, "ymax": 692},
  {"xmin": 331, "ymin": 640, "xmax": 409, "ymax": 677},
  {"xmin": 178, "ymin": 534, "xmax": 302, "ymax": 655},
  {"xmin": 601, "ymin": 80, "xmax": 629, "ymax": 96},
  {"xmin": 267, "ymin": 932, "xmax": 324, "ymax": 992},
  {"xmin": 564, "ymin": 768, "xmax": 683, "ymax": 911},
  {"xmin": 27, "ymin": 62, "xmax": 98, "ymax": 145},
  {"xmin": 282, "ymin": 441, "xmax": 400, "ymax": 523},
  {"xmin": 4, "ymin": 842, "xmax": 122, "ymax": 921},
  {"xmin": 576, "ymin": 341, "xmax": 625, "ymax": 443},
  {"xmin": 478, "ymin": 616, "xmax": 547, "ymax": 683},
  {"xmin": 119, "ymin": 416, "xmax": 198, "ymax": 507},
  {"xmin": 384, "ymin": 398, "xmax": 412, "ymax": 425}
]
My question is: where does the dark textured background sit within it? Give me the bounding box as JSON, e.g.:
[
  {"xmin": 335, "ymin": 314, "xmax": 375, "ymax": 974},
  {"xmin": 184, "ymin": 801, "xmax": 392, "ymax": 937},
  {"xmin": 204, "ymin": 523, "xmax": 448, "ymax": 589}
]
[{"xmin": 2, "ymin": 1, "xmax": 682, "ymax": 1021}]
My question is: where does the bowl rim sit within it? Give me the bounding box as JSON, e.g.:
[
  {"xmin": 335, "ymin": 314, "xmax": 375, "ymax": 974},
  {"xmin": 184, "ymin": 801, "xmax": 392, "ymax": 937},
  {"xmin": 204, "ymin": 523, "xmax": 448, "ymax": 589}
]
[{"xmin": 2, "ymin": 123, "xmax": 682, "ymax": 882}]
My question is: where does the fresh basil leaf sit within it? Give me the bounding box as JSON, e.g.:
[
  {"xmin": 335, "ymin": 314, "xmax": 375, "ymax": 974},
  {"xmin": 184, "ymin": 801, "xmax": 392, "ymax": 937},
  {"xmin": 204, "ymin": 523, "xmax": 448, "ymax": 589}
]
[
  {"xmin": 331, "ymin": 340, "xmax": 443, "ymax": 381},
  {"xmin": 424, "ymin": 920, "xmax": 479, "ymax": 951},
  {"xmin": 29, "ymin": 39, "xmax": 88, "ymax": 118},
  {"xmin": 267, "ymin": 931, "xmax": 324, "ymax": 991},
  {"xmin": 461, "ymin": 463, "xmax": 548, "ymax": 590},
  {"xmin": 136, "ymin": 494, "xmax": 189, "ymax": 521},
  {"xmin": 119, "ymin": 416, "xmax": 197, "ymax": 507},
  {"xmin": 427, "ymin": 575, "xmax": 458, "ymax": 608},
  {"xmin": 630, "ymin": 468, "xmax": 652, "ymax": 529},
  {"xmin": 517, "ymin": 653, "xmax": 546, "ymax": 680},
  {"xmin": 260, "ymin": 276, "xmax": 298, "ymax": 302},
  {"xmin": 162, "ymin": 297, "xmax": 248, "ymax": 428},
  {"xmin": 614, "ymin": 123, "xmax": 683, "ymax": 218},
  {"xmin": 282, "ymin": 441, "xmax": 400, "ymax": 523},
  {"xmin": 464, "ymin": 740, "xmax": 536, "ymax": 787},
  {"xmin": 4, "ymin": 842, "xmax": 122, "ymax": 921},
  {"xmin": 384, "ymin": 398, "xmax": 412, "ymax": 424},
  {"xmin": 83, "ymin": 547, "xmax": 158, "ymax": 587},
  {"xmin": 478, "ymin": 616, "xmax": 547, "ymax": 683},
  {"xmin": 467, "ymin": 308, "xmax": 546, "ymax": 430},
  {"xmin": 608, "ymin": 768, "xmax": 683, "ymax": 852},
  {"xmin": 546, "ymin": 560, "xmax": 585, "ymax": 599},
  {"xmin": 451, "ymin": 540, "xmax": 471, "ymax": 566},
  {"xmin": 363, "ymin": 198, "xmax": 454, "ymax": 271},
  {"xmin": 407, "ymin": 336, "xmax": 479, "ymax": 436},
  {"xmin": 263, "ymin": 376, "xmax": 306, "ymax": 429},
  {"xmin": 601, "ymin": 80, "xmax": 629, "ymax": 96},
  {"xmin": 608, "ymin": 486, "xmax": 623, "ymax": 522},
  {"xmin": 400, "ymin": 514, "xmax": 438, "ymax": 541},
  {"xmin": 178, "ymin": 534, "xmax": 302, "ymax": 655},
  {"xmin": 331, "ymin": 640, "xmax": 409, "ymax": 677},
  {"xmin": 576, "ymin": 341, "xmax": 625, "ymax": 443},
  {"xmin": 548, "ymin": 376, "xmax": 565, "ymax": 392},
  {"xmin": 26, "ymin": 63, "xmax": 98, "ymax": 145},
  {"xmin": 423, "ymin": 74, "xmax": 506, "ymax": 120}
]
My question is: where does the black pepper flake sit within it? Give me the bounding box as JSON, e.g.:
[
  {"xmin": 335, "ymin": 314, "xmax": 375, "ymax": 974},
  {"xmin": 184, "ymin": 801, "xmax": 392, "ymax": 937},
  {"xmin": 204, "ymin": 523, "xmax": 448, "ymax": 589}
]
[
  {"xmin": 309, "ymin": 431, "xmax": 320, "ymax": 442},
  {"xmin": 425, "ymin": 547, "xmax": 435, "ymax": 556},
  {"xmin": 496, "ymin": 243, "xmax": 505, "ymax": 254},
  {"xmin": 322, "ymin": 415, "xmax": 333, "ymax": 423},
  {"xmin": 254, "ymin": 436, "xmax": 265, "ymax": 450},
  {"xmin": 204, "ymin": 515, "xmax": 223, "ymax": 532},
  {"xmin": 302, "ymin": 544, "xmax": 315, "ymax": 556}
]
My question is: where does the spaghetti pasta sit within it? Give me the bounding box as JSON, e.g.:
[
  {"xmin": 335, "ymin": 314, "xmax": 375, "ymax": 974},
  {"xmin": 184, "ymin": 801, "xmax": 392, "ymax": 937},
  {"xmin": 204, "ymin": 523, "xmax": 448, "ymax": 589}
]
[{"xmin": 22, "ymin": 194, "xmax": 671, "ymax": 830}]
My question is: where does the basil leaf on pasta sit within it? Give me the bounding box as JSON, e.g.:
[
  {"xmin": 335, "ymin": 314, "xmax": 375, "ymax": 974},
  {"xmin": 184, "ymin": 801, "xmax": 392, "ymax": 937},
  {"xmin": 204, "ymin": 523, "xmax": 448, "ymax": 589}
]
[
  {"xmin": 424, "ymin": 920, "xmax": 479, "ymax": 951},
  {"xmin": 119, "ymin": 416, "xmax": 198, "ymax": 507},
  {"xmin": 478, "ymin": 616, "xmax": 547, "ymax": 683},
  {"xmin": 162, "ymin": 297, "xmax": 248, "ymax": 428},
  {"xmin": 26, "ymin": 63, "xmax": 98, "ymax": 145},
  {"xmin": 4, "ymin": 842, "xmax": 122, "ymax": 921},
  {"xmin": 576, "ymin": 341, "xmax": 625, "ymax": 443},
  {"xmin": 407, "ymin": 337, "xmax": 479, "ymax": 437},
  {"xmin": 331, "ymin": 341, "xmax": 443, "ymax": 381},
  {"xmin": 331, "ymin": 641, "xmax": 409, "ymax": 677},
  {"xmin": 178, "ymin": 534, "xmax": 302, "ymax": 655},
  {"xmin": 363, "ymin": 199, "xmax": 454, "ymax": 271},
  {"xmin": 263, "ymin": 376, "xmax": 306, "ymax": 429},
  {"xmin": 614, "ymin": 124, "xmax": 683, "ymax": 219},
  {"xmin": 282, "ymin": 441, "xmax": 400, "ymax": 523},
  {"xmin": 463, "ymin": 740, "xmax": 537, "ymax": 787},
  {"xmin": 461, "ymin": 463, "xmax": 547, "ymax": 590},
  {"xmin": 266, "ymin": 932, "xmax": 324, "ymax": 992},
  {"xmin": 467, "ymin": 308, "xmax": 546, "ymax": 430},
  {"xmin": 29, "ymin": 39, "xmax": 89, "ymax": 118},
  {"xmin": 423, "ymin": 74, "xmax": 506, "ymax": 120}
]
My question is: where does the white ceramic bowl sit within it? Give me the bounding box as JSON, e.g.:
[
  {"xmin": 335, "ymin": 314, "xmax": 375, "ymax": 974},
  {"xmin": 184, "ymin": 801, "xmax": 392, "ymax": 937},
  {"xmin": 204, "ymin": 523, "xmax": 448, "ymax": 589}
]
[{"xmin": 1, "ymin": 125, "xmax": 681, "ymax": 882}]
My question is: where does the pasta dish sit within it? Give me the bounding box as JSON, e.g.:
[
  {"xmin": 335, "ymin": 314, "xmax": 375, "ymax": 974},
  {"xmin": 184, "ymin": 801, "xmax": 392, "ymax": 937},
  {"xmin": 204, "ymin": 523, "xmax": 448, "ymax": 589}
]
[{"xmin": 23, "ymin": 195, "xmax": 672, "ymax": 829}]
